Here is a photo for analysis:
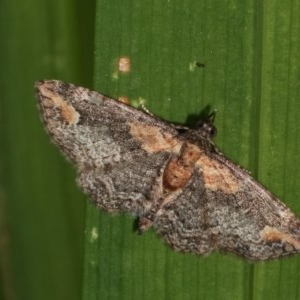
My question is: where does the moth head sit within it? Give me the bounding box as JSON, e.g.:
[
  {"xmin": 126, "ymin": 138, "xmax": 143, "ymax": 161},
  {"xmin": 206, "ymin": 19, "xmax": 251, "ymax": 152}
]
[{"xmin": 195, "ymin": 111, "xmax": 217, "ymax": 139}]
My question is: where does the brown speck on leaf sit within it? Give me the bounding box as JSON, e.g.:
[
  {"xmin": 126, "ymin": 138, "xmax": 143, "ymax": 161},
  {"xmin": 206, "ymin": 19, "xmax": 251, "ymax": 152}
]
[
  {"xmin": 118, "ymin": 96, "xmax": 130, "ymax": 105},
  {"xmin": 118, "ymin": 57, "xmax": 131, "ymax": 72}
]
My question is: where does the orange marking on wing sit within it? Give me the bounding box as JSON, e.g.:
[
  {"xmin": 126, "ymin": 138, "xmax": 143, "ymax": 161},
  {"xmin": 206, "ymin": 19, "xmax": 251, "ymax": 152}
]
[
  {"xmin": 39, "ymin": 84, "xmax": 80, "ymax": 125},
  {"xmin": 196, "ymin": 154, "xmax": 240, "ymax": 194},
  {"xmin": 129, "ymin": 122, "xmax": 181, "ymax": 153},
  {"xmin": 261, "ymin": 226, "xmax": 300, "ymax": 250}
]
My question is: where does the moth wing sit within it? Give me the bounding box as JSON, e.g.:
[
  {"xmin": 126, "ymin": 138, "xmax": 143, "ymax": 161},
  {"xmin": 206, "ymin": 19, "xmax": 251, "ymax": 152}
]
[
  {"xmin": 154, "ymin": 151, "xmax": 300, "ymax": 260},
  {"xmin": 154, "ymin": 171, "xmax": 215, "ymax": 255},
  {"xmin": 36, "ymin": 80, "xmax": 182, "ymax": 214},
  {"xmin": 212, "ymin": 155, "xmax": 300, "ymax": 259}
]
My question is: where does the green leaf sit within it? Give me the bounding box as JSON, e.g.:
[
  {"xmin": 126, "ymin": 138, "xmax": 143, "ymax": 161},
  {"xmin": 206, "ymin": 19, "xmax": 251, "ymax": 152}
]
[
  {"xmin": 1, "ymin": 0, "xmax": 300, "ymax": 299},
  {"xmin": 83, "ymin": 1, "xmax": 300, "ymax": 300},
  {"xmin": 0, "ymin": 0, "xmax": 94, "ymax": 299}
]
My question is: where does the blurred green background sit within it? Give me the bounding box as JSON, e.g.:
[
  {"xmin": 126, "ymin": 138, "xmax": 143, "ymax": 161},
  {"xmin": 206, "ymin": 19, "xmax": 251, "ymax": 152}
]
[{"xmin": 1, "ymin": 1, "xmax": 300, "ymax": 300}]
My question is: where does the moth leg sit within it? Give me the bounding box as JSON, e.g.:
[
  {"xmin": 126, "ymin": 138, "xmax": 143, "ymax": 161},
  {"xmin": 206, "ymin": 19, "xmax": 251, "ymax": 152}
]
[
  {"xmin": 138, "ymin": 215, "xmax": 154, "ymax": 234},
  {"xmin": 137, "ymin": 198, "xmax": 166, "ymax": 234}
]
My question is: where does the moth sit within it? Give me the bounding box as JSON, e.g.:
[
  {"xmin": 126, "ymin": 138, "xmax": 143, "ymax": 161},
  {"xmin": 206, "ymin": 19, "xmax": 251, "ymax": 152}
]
[{"xmin": 36, "ymin": 80, "xmax": 300, "ymax": 261}]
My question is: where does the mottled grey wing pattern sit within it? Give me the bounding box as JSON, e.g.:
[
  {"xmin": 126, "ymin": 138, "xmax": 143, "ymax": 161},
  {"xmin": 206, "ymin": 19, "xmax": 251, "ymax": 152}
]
[
  {"xmin": 154, "ymin": 151, "xmax": 300, "ymax": 260},
  {"xmin": 36, "ymin": 80, "xmax": 181, "ymax": 215},
  {"xmin": 36, "ymin": 80, "xmax": 300, "ymax": 261},
  {"xmin": 212, "ymin": 155, "xmax": 300, "ymax": 259}
]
